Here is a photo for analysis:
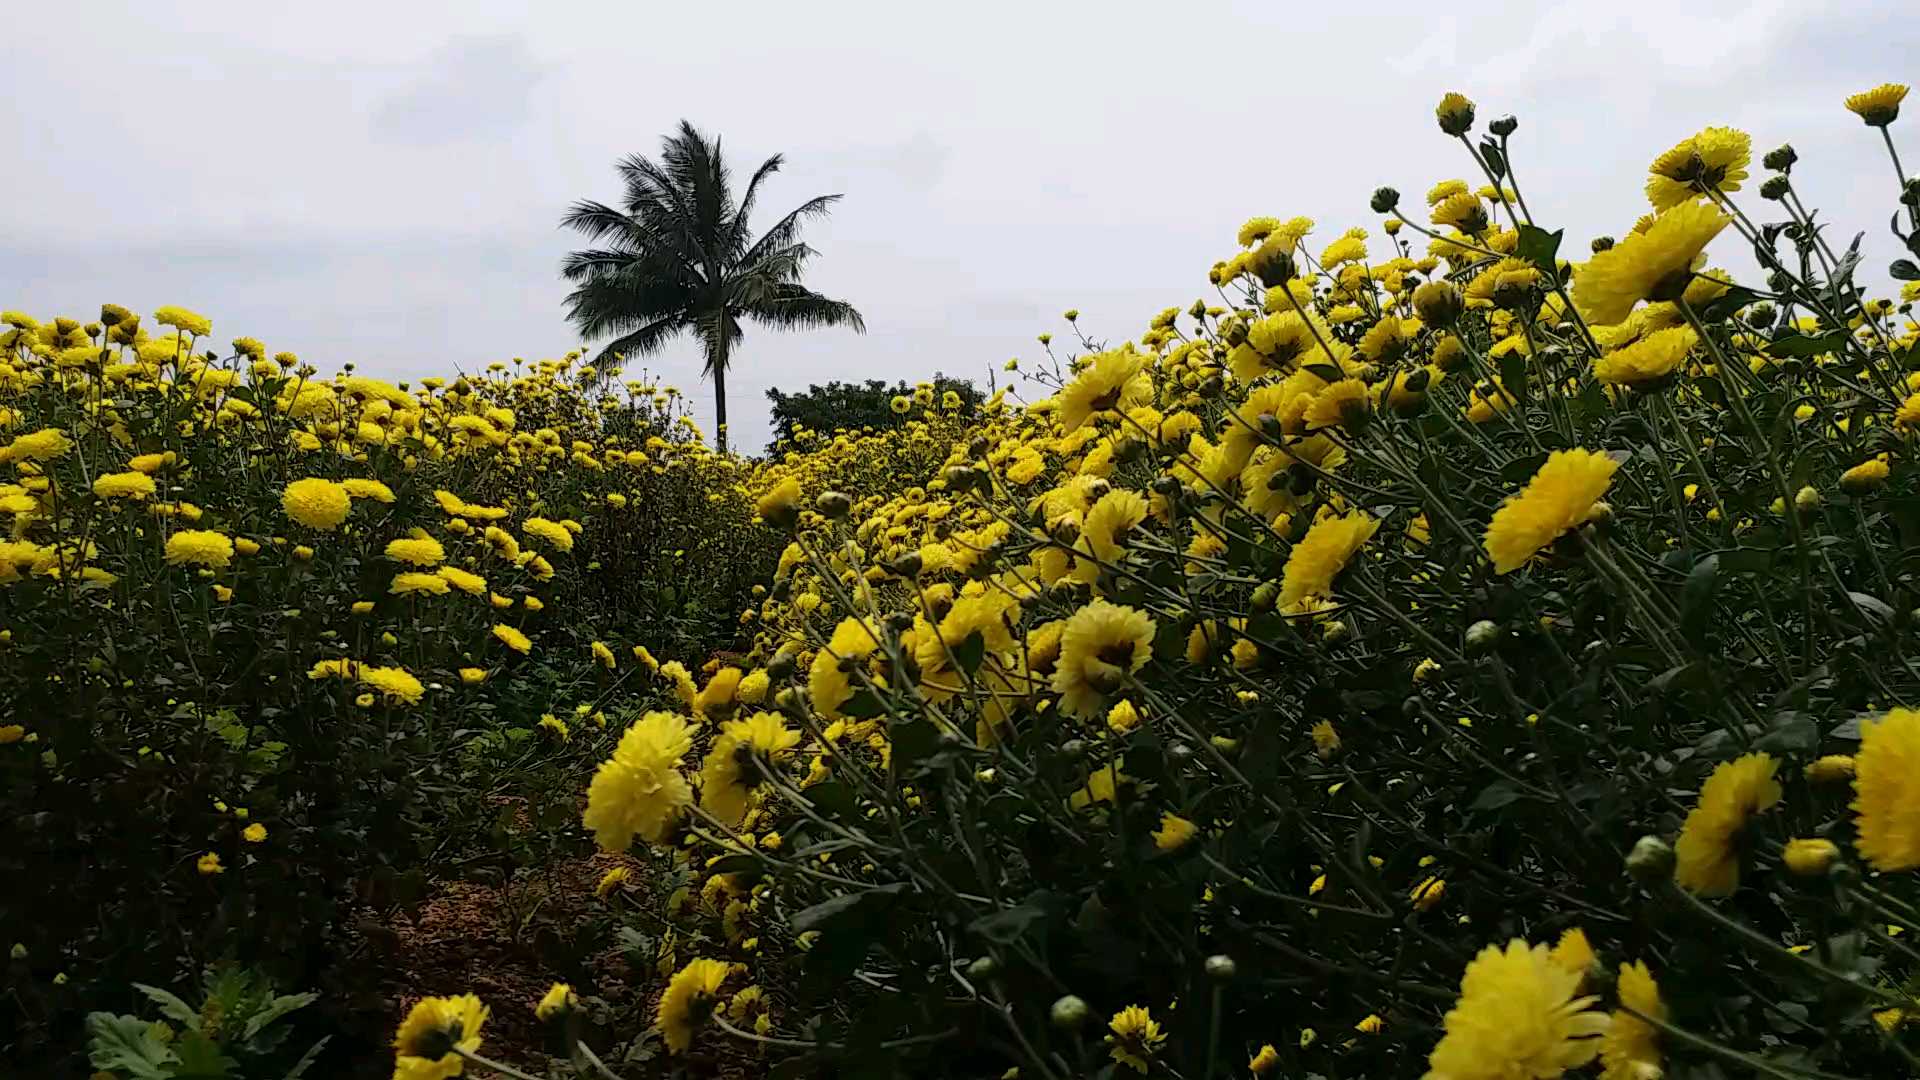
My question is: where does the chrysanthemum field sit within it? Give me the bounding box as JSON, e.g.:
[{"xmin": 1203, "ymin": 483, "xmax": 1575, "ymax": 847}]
[{"xmin": 15, "ymin": 86, "xmax": 1920, "ymax": 1079}]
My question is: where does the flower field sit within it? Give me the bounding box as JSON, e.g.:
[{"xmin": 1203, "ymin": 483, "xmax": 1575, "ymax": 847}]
[{"xmin": 18, "ymin": 86, "xmax": 1920, "ymax": 1078}]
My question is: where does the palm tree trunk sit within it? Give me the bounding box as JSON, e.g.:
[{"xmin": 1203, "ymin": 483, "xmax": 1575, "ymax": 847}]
[{"xmin": 711, "ymin": 333, "xmax": 729, "ymax": 452}]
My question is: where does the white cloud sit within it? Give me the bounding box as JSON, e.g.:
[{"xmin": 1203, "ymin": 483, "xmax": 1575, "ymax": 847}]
[{"xmin": 2, "ymin": 0, "xmax": 1912, "ymax": 448}]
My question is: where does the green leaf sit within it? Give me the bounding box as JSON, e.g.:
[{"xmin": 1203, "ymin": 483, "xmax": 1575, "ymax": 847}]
[
  {"xmin": 839, "ymin": 690, "xmax": 886, "ymax": 720},
  {"xmin": 87, "ymin": 1013, "xmax": 180, "ymax": 1079},
  {"xmin": 704, "ymin": 854, "xmax": 763, "ymax": 878},
  {"xmin": 280, "ymin": 1036, "xmax": 331, "ymax": 1080},
  {"xmin": 968, "ymin": 896, "xmax": 1055, "ymax": 945},
  {"xmin": 1889, "ymin": 259, "xmax": 1920, "ymax": 282},
  {"xmin": 951, "ymin": 632, "xmax": 986, "ymax": 676},
  {"xmin": 1515, "ymin": 224, "xmax": 1563, "ymax": 271},
  {"xmin": 173, "ymin": 1028, "xmax": 237, "ymax": 1078},
  {"xmin": 803, "ymin": 780, "xmax": 858, "ymax": 821},
  {"xmin": 1469, "ymin": 781, "xmax": 1522, "ymax": 813},
  {"xmin": 1679, "ymin": 555, "xmax": 1719, "ymax": 642},
  {"xmin": 1765, "ymin": 330, "xmax": 1848, "ymax": 359},
  {"xmin": 790, "ymin": 883, "xmax": 907, "ymax": 935},
  {"xmin": 1698, "ymin": 284, "xmax": 1762, "ymax": 323},
  {"xmin": 1497, "ymin": 349, "xmax": 1528, "ymax": 403},
  {"xmin": 1756, "ymin": 713, "xmax": 1819, "ymax": 753},
  {"xmin": 133, "ymin": 983, "xmax": 200, "ymax": 1026}
]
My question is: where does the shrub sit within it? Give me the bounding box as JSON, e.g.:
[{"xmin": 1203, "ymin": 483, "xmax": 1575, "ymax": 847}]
[{"xmin": 526, "ymin": 86, "xmax": 1920, "ymax": 1080}]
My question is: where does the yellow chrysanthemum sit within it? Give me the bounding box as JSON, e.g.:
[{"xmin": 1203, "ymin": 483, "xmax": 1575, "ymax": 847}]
[
  {"xmin": 492, "ymin": 624, "xmax": 532, "ymax": 654},
  {"xmin": 1423, "ymin": 938, "xmax": 1609, "ymax": 1080},
  {"xmin": 1106, "ymin": 1005, "xmax": 1166, "ymax": 1073},
  {"xmin": 1601, "ymin": 962, "xmax": 1664, "ymax": 1080},
  {"xmin": 1152, "ymin": 812, "xmax": 1198, "ymax": 852},
  {"xmin": 535, "ymin": 983, "xmax": 577, "ymax": 1022},
  {"xmin": 281, "ymin": 477, "xmax": 352, "ymax": 531},
  {"xmin": 1674, "ymin": 752, "xmax": 1782, "ymax": 895},
  {"xmin": 437, "ymin": 565, "xmax": 487, "ymax": 595},
  {"xmin": 1846, "ymin": 83, "xmax": 1908, "ymax": 126},
  {"xmin": 1573, "ymin": 200, "xmax": 1731, "ymax": 326},
  {"xmin": 1280, "ymin": 511, "xmax": 1378, "ymax": 609},
  {"xmin": 699, "ymin": 712, "xmax": 803, "ymax": 826},
  {"xmin": 385, "ymin": 535, "xmax": 446, "ymax": 567},
  {"xmin": 810, "ymin": 617, "xmax": 883, "ymax": 718},
  {"xmin": 1051, "ymin": 600, "xmax": 1156, "ymax": 719},
  {"xmin": 1593, "ymin": 326, "xmax": 1697, "ymax": 387},
  {"xmin": 1645, "ymin": 126, "xmax": 1751, "ymax": 211},
  {"xmin": 1484, "ymin": 449, "xmax": 1619, "ymax": 574},
  {"xmin": 595, "ymin": 865, "xmax": 631, "ymax": 897},
  {"xmin": 1854, "ymin": 707, "xmax": 1920, "ymax": 871},
  {"xmin": 392, "ymin": 993, "xmax": 488, "ymax": 1080},
  {"xmin": 1057, "ymin": 347, "xmax": 1151, "ymax": 433},
  {"xmin": 359, "ymin": 665, "xmax": 425, "ymax": 705},
  {"xmin": 164, "ymin": 529, "xmax": 235, "ymax": 569},
  {"xmin": 390, "ymin": 571, "xmax": 451, "ymax": 596},
  {"xmin": 522, "ymin": 516, "xmax": 574, "ymax": 553},
  {"xmin": 92, "ymin": 471, "xmax": 157, "ymax": 501},
  {"xmin": 658, "ymin": 958, "xmax": 734, "ymax": 1053},
  {"xmin": 584, "ymin": 711, "xmax": 695, "ymax": 851}
]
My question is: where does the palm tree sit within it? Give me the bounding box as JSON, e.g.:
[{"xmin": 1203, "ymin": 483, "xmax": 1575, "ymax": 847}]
[{"xmin": 559, "ymin": 122, "xmax": 865, "ymax": 450}]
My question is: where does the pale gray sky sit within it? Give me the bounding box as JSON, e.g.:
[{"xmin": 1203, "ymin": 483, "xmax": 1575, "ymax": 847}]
[{"xmin": 3, "ymin": 1, "xmax": 1914, "ymax": 449}]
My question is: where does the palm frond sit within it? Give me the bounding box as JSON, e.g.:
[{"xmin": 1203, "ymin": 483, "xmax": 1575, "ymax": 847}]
[
  {"xmin": 739, "ymin": 285, "xmax": 866, "ymax": 335},
  {"xmin": 738, "ymin": 194, "xmax": 843, "ymax": 269}
]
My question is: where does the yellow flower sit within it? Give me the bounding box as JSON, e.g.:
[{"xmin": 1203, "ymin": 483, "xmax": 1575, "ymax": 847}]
[
  {"xmin": 1105, "ymin": 1005, "xmax": 1166, "ymax": 1074},
  {"xmin": 1310, "ymin": 720, "xmax": 1340, "ymax": 759},
  {"xmin": 242, "ymin": 823, "xmax": 267, "ymax": 843},
  {"xmin": 595, "ymin": 866, "xmax": 632, "ymax": 897},
  {"xmin": 1645, "ymin": 126, "xmax": 1751, "ymax": 211},
  {"xmin": 1573, "ymin": 200, "xmax": 1731, "ymax": 325},
  {"xmin": 0, "ymin": 724, "xmax": 24, "ymax": 745},
  {"xmin": 1069, "ymin": 764, "xmax": 1128, "ymax": 810},
  {"xmin": 1107, "ymin": 699, "xmax": 1142, "ymax": 734},
  {"xmin": 591, "ymin": 640, "xmax": 617, "ymax": 669},
  {"xmin": 233, "ymin": 537, "xmax": 261, "ymax": 556},
  {"xmin": 1484, "ymin": 449, "xmax": 1619, "ymax": 574},
  {"xmin": 458, "ymin": 667, "xmax": 487, "ymax": 685},
  {"xmin": 584, "ymin": 711, "xmax": 695, "ymax": 850},
  {"xmin": 1249, "ymin": 1044, "xmax": 1280, "ymax": 1075},
  {"xmin": 281, "ymin": 477, "xmax": 352, "ymax": 531},
  {"xmin": 1410, "ymin": 876, "xmax": 1446, "ymax": 911},
  {"xmin": 1280, "ymin": 511, "xmax": 1378, "ymax": 609},
  {"xmin": 1051, "ymin": 601, "xmax": 1156, "ymax": 719},
  {"xmin": 390, "ymin": 572, "xmax": 451, "ymax": 596},
  {"xmin": 1435, "ymin": 91, "xmax": 1475, "ymax": 135},
  {"xmin": 1355, "ymin": 1014, "xmax": 1384, "ymax": 1034},
  {"xmin": 1303, "ymin": 378, "xmax": 1372, "ymax": 431},
  {"xmin": 535, "ymin": 983, "xmax": 576, "ymax": 1021},
  {"xmin": 699, "ymin": 712, "xmax": 803, "ymax": 826},
  {"xmin": 658, "ymin": 957, "xmax": 734, "ymax": 1053},
  {"xmin": 437, "ymin": 566, "xmax": 487, "ymax": 595},
  {"xmin": 539, "ymin": 714, "xmax": 570, "ymax": 741},
  {"xmin": 5, "ymin": 428, "xmax": 73, "ymax": 462},
  {"xmin": 1783, "ymin": 837, "xmax": 1840, "ymax": 877},
  {"xmin": 1601, "ymin": 962, "xmax": 1664, "ymax": 1080},
  {"xmin": 1424, "ymin": 938, "xmax": 1608, "ymax": 1080},
  {"xmin": 1854, "ymin": 707, "xmax": 1920, "ymax": 871},
  {"xmin": 342, "ymin": 477, "xmax": 395, "ymax": 503},
  {"xmin": 1846, "ymin": 83, "xmax": 1908, "ymax": 126},
  {"xmin": 1152, "ymin": 812, "xmax": 1198, "ymax": 851},
  {"xmin": 196, "ymin": 853, "xmax": 223, "ymax": 875},
  {"xmin": 811, "ymin": 617, "xmax": 883, "ymax": 718},
  {"xmin": 1842, "ymin": 458, "xmax": 1891, "ymax": 493},
  {"xmin": 1593, "ymin": 326, "xmax": 1696, "ymax": 387},
  {"xmin": 128, "ymin": 451, "xmax": 176, "ymax": 474},
  {"xmin": 522, "ymin": 516, "xmax": 575, "ymax": 553},
  {"xmin": 360, "ymin": 665, "xmax": 425, "ymax": 705},
  {"xmin": 164, "ymin": 529, "xmax": 234, "ymax": 569},
  {"xmin": 92, "ymin": 471, "xmax": 157, "ymax": 501},
  {"xmin": 1057, "ymin": 346, "xmax": 1150, "ymax": 432},
  {"xmin": 385, "ymin": 535, "xmax": 445, "ymax": 567},
  {"xmin": 755, "ymin": 477, "xmax": 803, "ymax": 528},
  {"xmin": 154, "ymin": 305, "xmax": 212, "ymax": 337},
  {"xmin": 1806, "ymin": 754, "xmax": 1856, "ymax": 783},
  {"xmin": 492, "ymin": 624, "xmax": 533, "ymax": 654},
  {"xmin": 1535, "ymin": 931, "xmax": 1589, "ymax": 984},
  {"xmin": 1674, "ymin": 752, "xmax": 1782, "ymax": 895},
  {"xmin": 393, "ymin": 994, "xmax": 488, "ymax": 1080}
]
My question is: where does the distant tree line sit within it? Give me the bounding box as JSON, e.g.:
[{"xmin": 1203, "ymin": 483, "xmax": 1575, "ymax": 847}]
[{"xmin": 763, "ymin": 376, "xmax": 982, "ymax": 452}]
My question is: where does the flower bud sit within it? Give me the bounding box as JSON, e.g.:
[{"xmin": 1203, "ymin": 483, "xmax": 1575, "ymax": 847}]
[
  {"xmin": 1205, "ymin": 954, "xmax": 1237, "ymax": 981},
  {"xmin": 967, "ymin": 956, "xmax": 1000, "ymax": 980},
  {"xmin": 1370, "ymin": 186, "xmax": 1401, "ymax": 214},
  {"xmin": 766, "ymin": 652, "xmax": 796, "ymax": 682},
  {"xmin": 1763, "ymin": 144, "xmax": 1797, "ymax": 172},
  {"xmin": 1590, "ymin": 236, "xmax": 1615, "ymax": 253},
  {"xmin": 1050, "ymin": 995, "xmax": 1090, "ymax": 1029},
  {"xmin": 1321, "ymin": 620, "xmax": 1350, "ymax": 644},
  {"xmin": 1489, "ymin": 114, "xmax": 1518, "ymax": 137},
  {"xmin": 1221, "ymin": 316, "xmax": 1249, "ymax": 348},
  {"xmin": 1626, "ymin": 835, "xmax": 1675, "ymax": 883},
  {"xmin": 1760, "ymin": 175, "xmax": 1790, "ymax": 201},
  {"xmin": 889, "ymin": 551, "xmax": 923, "ymax": 579},
  {"xmin": 1412, "ymin": 280, "xmax": 1465, "ymax": 328},
  {"xmin": 1464, "ymin": 619, "xmax": 1500, "ymax": 653},
  {"xmin": 1435, "ymin": 91, "xmax": 1476, "ymax": 136},
  {"xmin": 1247, "ymin": 239, "xmax": 1296, "ymax": 288},
  {"xmin": 815, "ymin": 491, "xmax": 852, "ymax": 519},
  {"xmin": 1794, "ymin": 485, "xmax": 1822, "ymax": 513},
  {"xmin": 1250, "ymin": 581, "xmax": 1279, "ymax": 612},
  {"xmin": 1782, "ymin": 838, "xmax": 1839, "ymax": 878}
]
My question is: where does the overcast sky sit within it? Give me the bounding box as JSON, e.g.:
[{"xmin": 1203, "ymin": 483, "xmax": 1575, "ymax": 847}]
[{"xmin": 4, "ymin": 1, "xmax": 1914, "ymax": 450}]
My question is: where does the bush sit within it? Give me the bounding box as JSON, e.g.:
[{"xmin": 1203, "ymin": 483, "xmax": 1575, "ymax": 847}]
[
  {"xmin": 764, "ymin": 376, "xmax": 984, "ymax": 453},
  {"xmin": 0, "ymin": 335, "xmax": 770, "ymax": 1062},
  {"xmin": 521, "ymin": 86, "xmax": 1920, "ymax": 1080}
]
